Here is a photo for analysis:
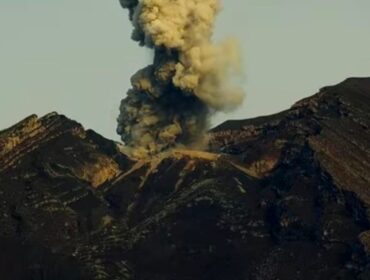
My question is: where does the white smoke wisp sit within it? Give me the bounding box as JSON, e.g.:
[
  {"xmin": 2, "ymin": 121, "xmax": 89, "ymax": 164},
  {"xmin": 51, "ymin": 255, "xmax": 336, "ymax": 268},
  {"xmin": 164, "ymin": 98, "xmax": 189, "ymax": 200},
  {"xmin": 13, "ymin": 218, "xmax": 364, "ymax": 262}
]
[{"xmin": 117, "ymin": 0, "xmax": 245, "ymax": 158}]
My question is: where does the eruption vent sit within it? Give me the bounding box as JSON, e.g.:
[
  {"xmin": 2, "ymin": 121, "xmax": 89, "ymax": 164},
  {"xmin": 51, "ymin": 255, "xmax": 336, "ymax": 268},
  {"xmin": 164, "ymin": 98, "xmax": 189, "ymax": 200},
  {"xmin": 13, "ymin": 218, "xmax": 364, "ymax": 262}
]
[{"xmin": 117, "ymin": 0, "xmax": 244, "ymax": 158}]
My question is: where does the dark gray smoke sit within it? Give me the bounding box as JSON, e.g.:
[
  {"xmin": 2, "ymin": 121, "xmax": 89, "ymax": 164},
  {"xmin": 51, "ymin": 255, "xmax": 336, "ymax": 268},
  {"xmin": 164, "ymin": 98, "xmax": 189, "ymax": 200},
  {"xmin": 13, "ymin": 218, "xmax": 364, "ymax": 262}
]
[{"xmin": 117, "ymin": 0, "xmax": 244, "ymax": 158}]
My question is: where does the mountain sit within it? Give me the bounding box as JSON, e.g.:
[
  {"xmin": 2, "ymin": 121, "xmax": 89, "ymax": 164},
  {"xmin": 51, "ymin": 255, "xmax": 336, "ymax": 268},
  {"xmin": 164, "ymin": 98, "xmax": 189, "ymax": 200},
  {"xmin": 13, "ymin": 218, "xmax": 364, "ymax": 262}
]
[{"xmin": 0, "ymin": 78, "xmax": 370, "ymax": 280}]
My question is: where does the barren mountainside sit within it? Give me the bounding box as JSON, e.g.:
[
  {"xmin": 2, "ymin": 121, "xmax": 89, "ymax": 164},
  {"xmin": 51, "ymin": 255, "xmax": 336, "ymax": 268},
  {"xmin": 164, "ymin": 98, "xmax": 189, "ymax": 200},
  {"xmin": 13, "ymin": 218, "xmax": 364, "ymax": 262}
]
[{"xmin": 1, "ymin": 78, "xmax": 370, "ymax": 279}]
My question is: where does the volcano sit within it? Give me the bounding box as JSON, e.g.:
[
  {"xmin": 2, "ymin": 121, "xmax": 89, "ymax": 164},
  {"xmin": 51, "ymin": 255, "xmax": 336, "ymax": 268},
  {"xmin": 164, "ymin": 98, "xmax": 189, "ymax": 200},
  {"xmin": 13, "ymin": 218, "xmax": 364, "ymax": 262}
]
[{"xmin": 1, "ymin": 78, "xmax": 370, "ymax": 279}]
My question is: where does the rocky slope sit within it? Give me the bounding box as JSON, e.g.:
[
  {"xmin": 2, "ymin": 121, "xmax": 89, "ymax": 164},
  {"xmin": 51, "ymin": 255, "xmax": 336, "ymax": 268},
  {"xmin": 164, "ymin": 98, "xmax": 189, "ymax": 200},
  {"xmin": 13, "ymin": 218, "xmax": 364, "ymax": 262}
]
[{"xmin": 1, "ymin": 78, "xmax": 370, "ymax": 279}]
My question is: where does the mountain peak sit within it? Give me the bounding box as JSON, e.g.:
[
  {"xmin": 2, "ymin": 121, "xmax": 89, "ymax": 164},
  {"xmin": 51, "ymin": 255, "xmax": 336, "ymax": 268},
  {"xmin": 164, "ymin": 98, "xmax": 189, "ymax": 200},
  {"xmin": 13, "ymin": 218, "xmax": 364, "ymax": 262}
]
[{"xmin": 1, "ymin": 78, "xmax": 370, "ymax": 279}]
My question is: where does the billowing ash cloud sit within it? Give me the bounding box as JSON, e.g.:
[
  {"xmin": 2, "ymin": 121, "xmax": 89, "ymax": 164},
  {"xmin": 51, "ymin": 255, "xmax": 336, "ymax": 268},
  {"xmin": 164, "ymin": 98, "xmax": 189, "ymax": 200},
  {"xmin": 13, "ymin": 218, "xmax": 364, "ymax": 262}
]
[{"xmin": 117, "ymin": 0, "xmax": 244, "ymax": 158}]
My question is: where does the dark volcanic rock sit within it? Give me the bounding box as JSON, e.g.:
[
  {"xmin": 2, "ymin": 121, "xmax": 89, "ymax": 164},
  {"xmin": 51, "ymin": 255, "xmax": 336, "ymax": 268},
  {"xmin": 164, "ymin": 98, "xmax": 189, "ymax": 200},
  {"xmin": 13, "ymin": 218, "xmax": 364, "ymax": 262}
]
[{"xmin": 1, "ymin": 78, "xmax": 370, "ymax": 279}]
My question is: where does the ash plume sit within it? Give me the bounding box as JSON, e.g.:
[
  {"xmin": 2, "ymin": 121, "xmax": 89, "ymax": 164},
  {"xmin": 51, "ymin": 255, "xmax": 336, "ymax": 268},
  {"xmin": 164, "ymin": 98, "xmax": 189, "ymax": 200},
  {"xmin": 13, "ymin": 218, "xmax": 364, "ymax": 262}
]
[{"xmin": 117, "ymin": 0, "xmax": 244, "ymax": 158}]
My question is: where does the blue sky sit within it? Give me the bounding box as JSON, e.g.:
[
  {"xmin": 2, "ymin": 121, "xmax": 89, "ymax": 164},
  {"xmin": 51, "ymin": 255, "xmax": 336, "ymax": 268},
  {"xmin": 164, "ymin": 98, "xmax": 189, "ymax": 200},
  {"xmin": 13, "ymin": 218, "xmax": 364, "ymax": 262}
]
[{"xmin": 1, "ymin": 0, "xmax": 369, "ymax": 140}]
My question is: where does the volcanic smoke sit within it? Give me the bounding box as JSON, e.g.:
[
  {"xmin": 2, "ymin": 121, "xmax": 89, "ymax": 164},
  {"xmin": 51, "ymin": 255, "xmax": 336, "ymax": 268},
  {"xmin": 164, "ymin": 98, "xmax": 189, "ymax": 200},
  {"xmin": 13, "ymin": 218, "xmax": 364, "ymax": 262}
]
[{"xmin": 117, "ymin": 0, "xmax": 244, "ymax": 158}]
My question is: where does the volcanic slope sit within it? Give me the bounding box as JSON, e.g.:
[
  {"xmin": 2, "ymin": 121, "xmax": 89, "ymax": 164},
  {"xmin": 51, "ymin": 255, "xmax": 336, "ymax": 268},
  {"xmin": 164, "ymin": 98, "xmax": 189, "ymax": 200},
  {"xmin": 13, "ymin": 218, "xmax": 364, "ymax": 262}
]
[{"xmin": 1, "ymin": 78, "xmax": 370, "ymax": 279}]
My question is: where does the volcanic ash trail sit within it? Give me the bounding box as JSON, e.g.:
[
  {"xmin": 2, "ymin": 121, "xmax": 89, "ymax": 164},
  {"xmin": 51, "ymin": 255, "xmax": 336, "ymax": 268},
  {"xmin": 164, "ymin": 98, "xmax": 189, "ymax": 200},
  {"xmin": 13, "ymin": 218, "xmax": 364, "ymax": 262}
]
[{"xmin": 117, "ymin": 0, "xmax": 244, "ymax": 158}]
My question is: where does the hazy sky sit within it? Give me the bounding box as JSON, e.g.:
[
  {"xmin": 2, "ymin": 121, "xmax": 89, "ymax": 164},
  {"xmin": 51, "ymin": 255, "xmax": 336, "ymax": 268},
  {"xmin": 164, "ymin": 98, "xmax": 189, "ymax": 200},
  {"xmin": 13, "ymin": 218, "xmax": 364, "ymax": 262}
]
[{"xmin": 1, "ymin": 0, "xmax": 369, "ymax": 140}]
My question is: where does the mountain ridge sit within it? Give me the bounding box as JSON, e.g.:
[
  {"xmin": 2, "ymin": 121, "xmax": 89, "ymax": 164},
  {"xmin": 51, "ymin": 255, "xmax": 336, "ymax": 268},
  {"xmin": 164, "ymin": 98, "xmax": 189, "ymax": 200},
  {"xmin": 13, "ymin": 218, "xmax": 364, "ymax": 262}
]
[{"xmin": 1, "ymin": 78, "xmax": 370, "ymax": 279}]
